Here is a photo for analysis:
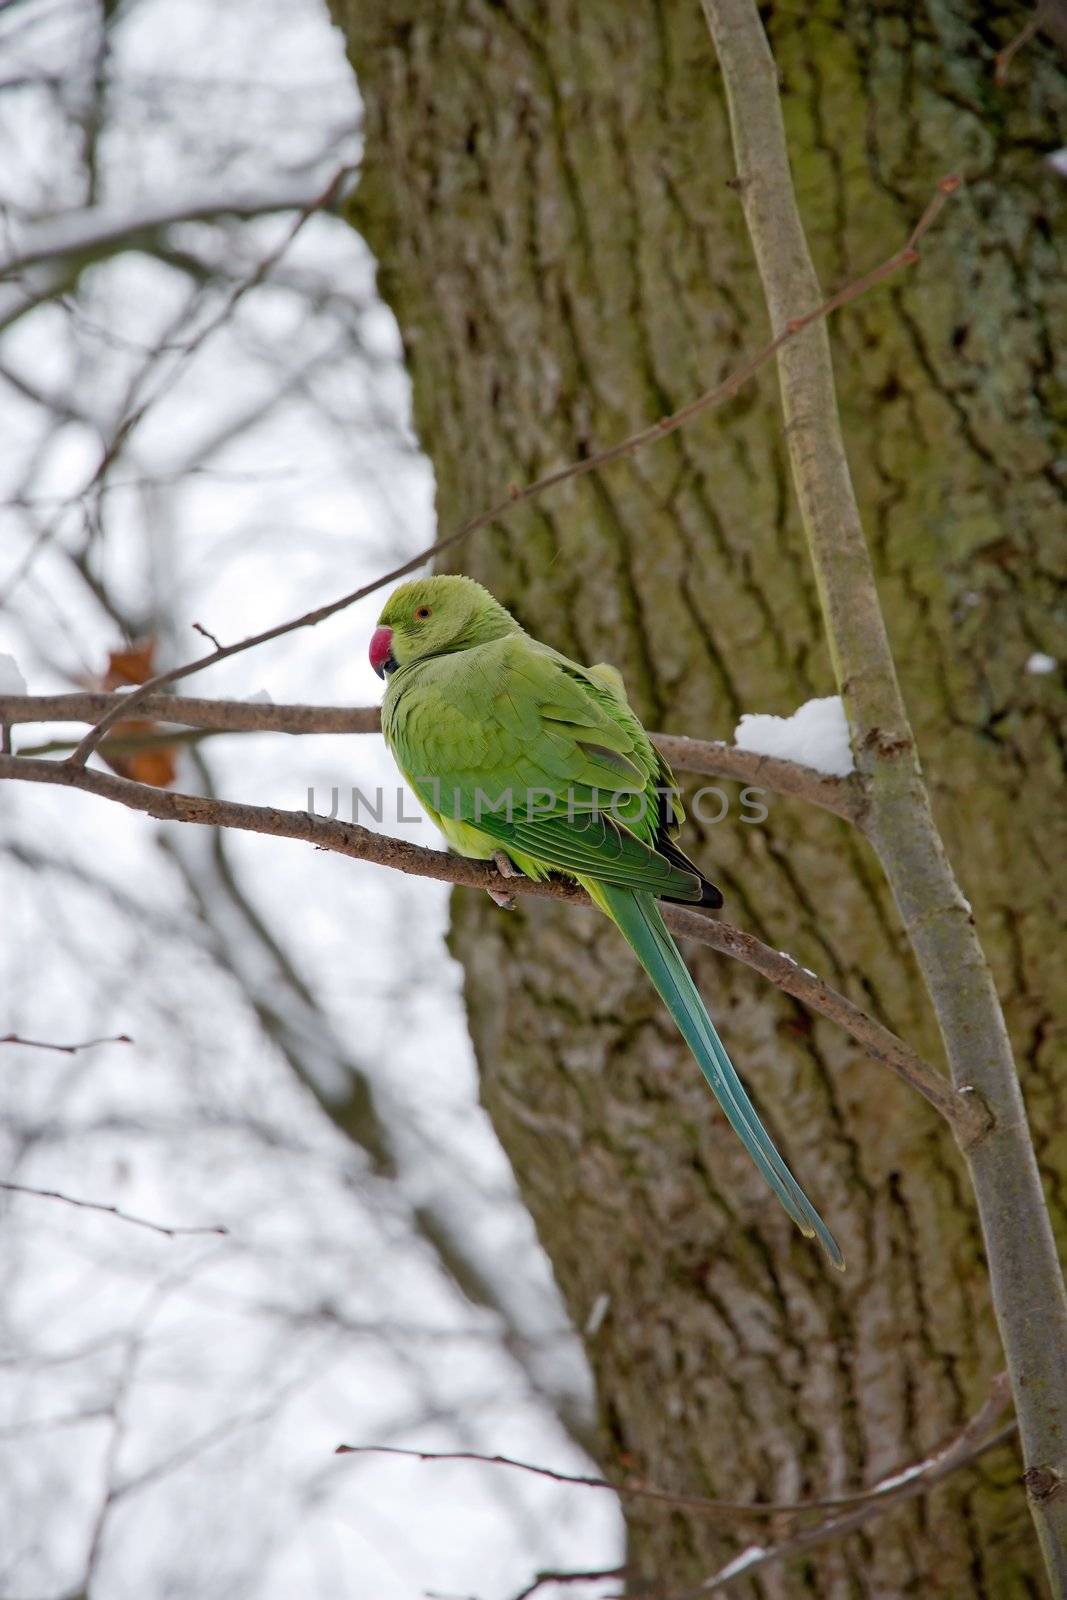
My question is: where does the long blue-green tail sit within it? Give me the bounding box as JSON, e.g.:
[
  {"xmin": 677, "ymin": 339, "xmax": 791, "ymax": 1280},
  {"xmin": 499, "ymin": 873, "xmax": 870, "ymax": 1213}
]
[{"xmin": 589, "ymin": 881, "xmax": 844, "ymax": 1270}]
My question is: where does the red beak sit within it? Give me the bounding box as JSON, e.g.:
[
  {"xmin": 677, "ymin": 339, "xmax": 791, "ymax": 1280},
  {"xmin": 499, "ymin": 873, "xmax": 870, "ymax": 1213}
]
[{"xmin": 369, "ymin": 625, "xmax": 396, "ymax": 679}]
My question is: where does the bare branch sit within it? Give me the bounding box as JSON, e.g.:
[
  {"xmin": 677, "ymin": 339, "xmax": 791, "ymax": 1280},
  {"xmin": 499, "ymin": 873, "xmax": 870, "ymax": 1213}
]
[
  {"xmin": 62, "ymin": 184, "xmax": 955, "ymax": 771},
  {"xmin": 436, "ymin": 1567, "xmax": 629, "ymax": 1600},
  {"xmin": 191, "ymin": 621, "xmax": 224, "ymax": 651},
  {"xmin": 0, "ymin": 691, "xmax": 380, "ymax": 734},
  {"xmin": 335, "ymin": 1440, "xmax": 759, "ymax": 1515},
  {"xmin": 508, "ymin": 1569, "xmax": 628, "ymax": 1600},
  {"xmin": 0, "ymin": 183, "xmax": 341, "ymax": 276},
  {"xmin": 1, "ymin": 1031, "xmax": 132, "ymax": 1054},
  {"xmin": 0, "ymin": 692, "xmax": 862, "ymax": 821},
  {"xmin": 337, "ymin": 1374, "xmax": 1012, "ymax": 1539},
  {"xmin": 0, "ymin": 754, "xmax": 979, "ymax": 1141},
  {"xmin": 664, "ymin": 909, "xmax": 981, "ymax": 1138},
  {"xmin": 994, "ymin": 2, "xmax": 1067, "ymax": 83},
  {"xmin": 0, "ymin": 1180, "xmax": 228, "ymax": 1239}
]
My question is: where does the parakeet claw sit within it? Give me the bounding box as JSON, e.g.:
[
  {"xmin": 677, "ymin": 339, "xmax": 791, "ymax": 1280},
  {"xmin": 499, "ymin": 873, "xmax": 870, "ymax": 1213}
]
[{"xmin": 489, "ymin": 851, "xmax": 521, "ymax": 909}]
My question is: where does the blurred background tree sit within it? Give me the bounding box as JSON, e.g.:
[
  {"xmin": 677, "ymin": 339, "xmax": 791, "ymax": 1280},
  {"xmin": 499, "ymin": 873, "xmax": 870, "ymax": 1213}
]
[{"xmin": 1, "ymin": 0, "xmax": 1064, "ymax": 1597}]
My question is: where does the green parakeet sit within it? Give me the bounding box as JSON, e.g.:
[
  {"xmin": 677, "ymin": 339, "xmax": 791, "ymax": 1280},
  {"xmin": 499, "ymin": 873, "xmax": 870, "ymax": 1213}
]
[{"xmin": 370, "ymin": 574, "xmax": 842, "ymax": 1268}]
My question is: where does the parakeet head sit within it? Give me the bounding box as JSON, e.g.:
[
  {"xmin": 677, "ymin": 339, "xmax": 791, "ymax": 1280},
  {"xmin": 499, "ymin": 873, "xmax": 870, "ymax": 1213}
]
[{"xmin": 369, "ymin": 575, "xmax": 521, "ymax": 678}]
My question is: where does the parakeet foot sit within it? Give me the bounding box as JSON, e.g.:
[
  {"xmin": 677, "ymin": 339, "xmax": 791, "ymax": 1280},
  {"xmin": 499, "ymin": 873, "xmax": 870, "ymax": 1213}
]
[{"xmin": 489, "ymin": 850, "xmax": 522, "ymax": 909}]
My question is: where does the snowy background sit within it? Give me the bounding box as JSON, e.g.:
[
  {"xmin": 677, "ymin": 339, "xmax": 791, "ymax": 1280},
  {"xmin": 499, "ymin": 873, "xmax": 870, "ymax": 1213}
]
[{"xmin": 0, "ymin": 0, "xmax": 619, "ymax": 1594}]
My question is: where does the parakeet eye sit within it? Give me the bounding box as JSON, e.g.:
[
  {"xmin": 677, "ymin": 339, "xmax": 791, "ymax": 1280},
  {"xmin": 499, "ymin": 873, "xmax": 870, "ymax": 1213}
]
[{"xmin": 414, "ymin": 606, "xmax": 431, "ymax": 621}]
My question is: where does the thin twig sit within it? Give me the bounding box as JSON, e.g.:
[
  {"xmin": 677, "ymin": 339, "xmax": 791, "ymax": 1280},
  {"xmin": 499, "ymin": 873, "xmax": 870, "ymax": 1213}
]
[
  {"xmin": 0, "ymin": 1181, "xmax": 228, "ymax": 1238},
  {"xmin": 0, "ymin": 753, "xmax": 979, "ymax": 1138},
  {"xmin": 191, "ymin": 621, "xmax": 224, "ymax": 651},
  {"xmin": 337, "ymin": 1375, "xmax": 1012, "ymax": 1536},
  {"xmin": 0, "ymin": 693, "xmax": 862, "ymax": 821},
  {"xmin": 507, "ymin": 1568, "xmax": 628, "ymax": 1600},
  {"xmin": 1, "ymin": 1031, "xmax": 132, "ymax": 1054},
  {"xmin": 995, "ymin": 14, "xmax": 1040, "ymax": 83},
  {"xmin": 63, "ymin": 182, "xmax": 956, "ymax": 771},
  {"xmin": 336, "ymin": 1441, "xmax": 760, "ymax": 1514}
]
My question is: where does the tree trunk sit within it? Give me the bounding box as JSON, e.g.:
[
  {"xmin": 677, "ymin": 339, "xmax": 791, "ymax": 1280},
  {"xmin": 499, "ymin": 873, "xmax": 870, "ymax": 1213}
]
[{"xmin": 327, "ymin": 2, "xmax": 1066, "ymax": 1592}]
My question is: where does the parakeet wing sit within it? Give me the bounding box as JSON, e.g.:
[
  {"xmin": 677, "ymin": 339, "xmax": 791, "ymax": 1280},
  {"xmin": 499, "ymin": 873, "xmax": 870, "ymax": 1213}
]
[{"xmin": 387, "ymin": 635, "xmax": 701, "ymax": 900}]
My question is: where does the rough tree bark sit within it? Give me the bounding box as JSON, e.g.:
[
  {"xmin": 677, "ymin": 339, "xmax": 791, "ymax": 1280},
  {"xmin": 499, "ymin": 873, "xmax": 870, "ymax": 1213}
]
[{"xmin": 327, "ymin": 3, "xmax": 1066, "ymax": 1594}]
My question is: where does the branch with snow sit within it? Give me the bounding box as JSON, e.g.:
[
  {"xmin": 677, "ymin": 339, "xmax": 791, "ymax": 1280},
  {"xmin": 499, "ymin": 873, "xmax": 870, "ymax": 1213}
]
[
  {"xmin": 0, "ymin": 692, "xmax": 862, "ymax": 821},
  {"xmin": 0, "ymin": 752, "xmax": 984, "ymax": 1142},
  {"xmin": 733, "ymin": 696, "xmax": 854, "ymax": 779}
]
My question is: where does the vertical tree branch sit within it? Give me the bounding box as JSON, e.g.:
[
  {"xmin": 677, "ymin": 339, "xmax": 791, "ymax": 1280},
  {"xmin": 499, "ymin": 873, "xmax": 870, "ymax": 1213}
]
[{"xmin": 699, "ymin": 0, "xmax": 1067, "ymax": 1585}]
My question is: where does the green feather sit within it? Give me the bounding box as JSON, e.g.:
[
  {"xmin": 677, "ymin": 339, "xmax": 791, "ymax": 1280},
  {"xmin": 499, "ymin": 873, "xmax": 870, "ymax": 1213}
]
[
  {"xmin": 587, "ymin": 881, "xmax": 844, "ymax": 1271},
  {"xmin": 468, "ymin": 808, "xmax": 703, "ymax": 901}
]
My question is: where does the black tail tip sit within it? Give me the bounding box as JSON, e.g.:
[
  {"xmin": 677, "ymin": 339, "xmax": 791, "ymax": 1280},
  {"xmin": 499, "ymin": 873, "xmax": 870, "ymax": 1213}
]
[{"xmin": 662, "ymin": 876, "xmax": 724, "ymax": 911}]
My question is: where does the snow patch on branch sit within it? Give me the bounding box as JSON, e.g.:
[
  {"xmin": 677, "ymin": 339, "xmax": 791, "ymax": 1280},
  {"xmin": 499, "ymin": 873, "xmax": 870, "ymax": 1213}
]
[
  {"xmin": 870, "ymin": 1458, "xmax": 930, "ymax": 1495},
  {"xmin": 734, "ymin": 696, "xmax": 854, "ymax": 778},
  {"xmin": 714, "ymin": 1544, "xmax": 767, "ymax": 1581}
]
